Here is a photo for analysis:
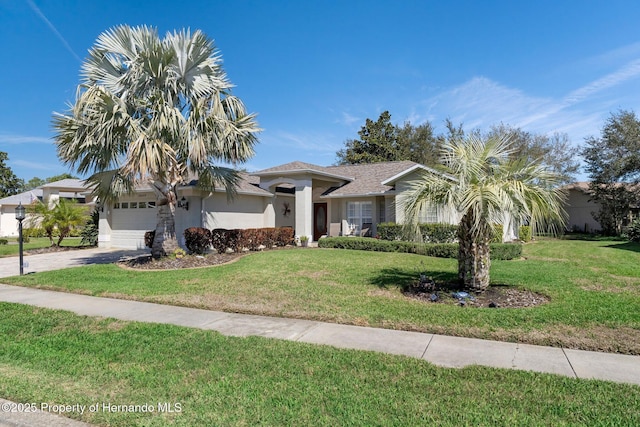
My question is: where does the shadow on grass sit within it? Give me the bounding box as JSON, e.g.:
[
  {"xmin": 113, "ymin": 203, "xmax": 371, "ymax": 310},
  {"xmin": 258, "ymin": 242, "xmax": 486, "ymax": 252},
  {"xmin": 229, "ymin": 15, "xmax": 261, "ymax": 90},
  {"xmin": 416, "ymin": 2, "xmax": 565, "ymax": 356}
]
[
  {"xmin": 370, "ymin": 267, "xmax": 458, "ymax": 290},
  {"xmin": 603, "ymin": 241, "xmax": 640, "ymax": 253}
]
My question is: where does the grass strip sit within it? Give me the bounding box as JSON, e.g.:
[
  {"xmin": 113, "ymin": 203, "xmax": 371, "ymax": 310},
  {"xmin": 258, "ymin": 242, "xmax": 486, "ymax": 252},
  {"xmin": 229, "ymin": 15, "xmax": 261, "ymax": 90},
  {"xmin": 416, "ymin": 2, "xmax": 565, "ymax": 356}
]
[{"xmin": 0, "ymin": 303, "xmax": 638, "ymax": 426}]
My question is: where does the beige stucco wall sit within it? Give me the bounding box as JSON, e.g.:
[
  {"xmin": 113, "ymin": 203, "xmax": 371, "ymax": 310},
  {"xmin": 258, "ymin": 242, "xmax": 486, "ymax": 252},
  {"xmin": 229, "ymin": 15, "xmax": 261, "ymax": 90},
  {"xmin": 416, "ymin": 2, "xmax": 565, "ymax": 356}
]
[
  {"xmin": 203, "ymin": 193, "xmax": 272, "ymax": 230},
  {"xmin": 565, "ymin": 189, "xmax": 601, "ymax": 232}
]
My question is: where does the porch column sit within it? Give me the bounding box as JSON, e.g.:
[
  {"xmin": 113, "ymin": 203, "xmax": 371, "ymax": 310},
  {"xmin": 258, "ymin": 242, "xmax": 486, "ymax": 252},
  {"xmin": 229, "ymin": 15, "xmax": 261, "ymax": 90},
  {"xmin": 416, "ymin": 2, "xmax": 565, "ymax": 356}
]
[
  {"xmin": 295, "ymin": 179, "xmax": 313, "ymax": 241},
  {"xmin": 98, "ymin": 203, "xmax": 112, "ymax": 248}
]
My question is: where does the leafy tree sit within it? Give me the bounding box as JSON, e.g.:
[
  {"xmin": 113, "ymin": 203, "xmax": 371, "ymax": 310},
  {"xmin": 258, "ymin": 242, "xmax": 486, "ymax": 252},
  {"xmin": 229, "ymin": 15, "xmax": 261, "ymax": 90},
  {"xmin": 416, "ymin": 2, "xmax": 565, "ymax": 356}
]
[
  {"xmin": 0, "ymin": 151, "xmax": 23, "ymax": 198},
  {"xmin": 27, "ymin": 199, "xmax": 88, "ymax": 246},
  {"xmin": 336, "ymin": 111, "xmax": 444, "ymax": 168},
  {"xmin": 582, "ymin": 110, "xmax": 640, "ymax": 235},
  {"xmin": 22, "ymin": 177, "xmax": 46, "ymax": 191},
  {"xmin": 22, "ymin": 173, "xmax": 79, "ymax": 191},
  {"xmin": 401, "ymin": 135, "xmax": 566, "ymax": 292},
  {"xmin": 486, "ymin": 124, "xmax": 579, "ymax": 185},
  {"xmin": 396, "ymin": 121, "xmax": 441, "ymax": 167},
  {"xmin": 336, "ymin": 111, "xmax": 398, "ymax": 164},
  {"xmin": 52, "ymin": 25, "xmax": 259, "ymax": 258}
]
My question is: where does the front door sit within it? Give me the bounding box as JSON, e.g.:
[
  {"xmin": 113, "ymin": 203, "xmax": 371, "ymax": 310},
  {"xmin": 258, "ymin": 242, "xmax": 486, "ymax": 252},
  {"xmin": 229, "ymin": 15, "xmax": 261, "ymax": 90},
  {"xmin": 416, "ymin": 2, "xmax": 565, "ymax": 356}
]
[{"xmin": 313, "ymin": 203, "xmax": 327, "ymax": 241}]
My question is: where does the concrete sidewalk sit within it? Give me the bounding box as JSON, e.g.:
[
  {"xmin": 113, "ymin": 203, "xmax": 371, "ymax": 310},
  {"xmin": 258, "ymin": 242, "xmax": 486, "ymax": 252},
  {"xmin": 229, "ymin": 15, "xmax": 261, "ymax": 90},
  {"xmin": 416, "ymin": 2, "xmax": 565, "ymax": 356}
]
[
  {"xmin": 0, "ymin": 283, "xmax": 639, "ymax": 426},
  {"xmin": 0, "ymin": 284, "xmax": 638, "ymax": 385}
]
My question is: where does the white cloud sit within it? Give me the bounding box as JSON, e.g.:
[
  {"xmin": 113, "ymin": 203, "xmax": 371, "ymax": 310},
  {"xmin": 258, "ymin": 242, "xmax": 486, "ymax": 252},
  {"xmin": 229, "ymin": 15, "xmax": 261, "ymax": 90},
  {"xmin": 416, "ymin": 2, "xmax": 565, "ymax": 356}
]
[
  {"xmin": 0, "ymin": 134, "xmax": 52, "ymax": 144},
  {"xmin": 563, "ymin": 59, "xmax": 640, "ymax": 106},
  {"xmin": 11, "ymin": 159, "xmax": 59, "ymax": 171}
]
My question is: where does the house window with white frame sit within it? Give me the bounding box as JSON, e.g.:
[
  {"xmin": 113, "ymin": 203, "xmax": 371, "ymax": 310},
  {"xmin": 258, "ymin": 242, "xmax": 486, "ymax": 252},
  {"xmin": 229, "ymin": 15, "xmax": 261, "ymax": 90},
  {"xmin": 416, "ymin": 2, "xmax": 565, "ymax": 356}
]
[
  {"xmin": 418, "ymin": 203, "xmax": 438, "ymax": 223},
  {"xmin": 347, "ymin": 201, "xmax": 373, "ymax": 235}
]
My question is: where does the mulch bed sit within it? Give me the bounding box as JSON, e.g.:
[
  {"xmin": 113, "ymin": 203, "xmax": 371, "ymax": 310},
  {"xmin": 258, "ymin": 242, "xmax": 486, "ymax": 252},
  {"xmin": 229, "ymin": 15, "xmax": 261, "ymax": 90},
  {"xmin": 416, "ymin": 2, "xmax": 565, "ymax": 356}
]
[
  {"xmin": 403, "ymin": 279, "xmax": 549, "ymax": 308},
  {"xmin": 120, "ymin": 252, "xmax": 245, "ymax": 270}
]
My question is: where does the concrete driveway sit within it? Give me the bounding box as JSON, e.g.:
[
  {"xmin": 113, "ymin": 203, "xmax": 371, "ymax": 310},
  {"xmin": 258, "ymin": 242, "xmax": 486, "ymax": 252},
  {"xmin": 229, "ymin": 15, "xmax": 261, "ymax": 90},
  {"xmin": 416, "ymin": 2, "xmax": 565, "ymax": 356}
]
[{"xmin": 0, "ymin": 247, "xmax": 148, "ymax": 278}]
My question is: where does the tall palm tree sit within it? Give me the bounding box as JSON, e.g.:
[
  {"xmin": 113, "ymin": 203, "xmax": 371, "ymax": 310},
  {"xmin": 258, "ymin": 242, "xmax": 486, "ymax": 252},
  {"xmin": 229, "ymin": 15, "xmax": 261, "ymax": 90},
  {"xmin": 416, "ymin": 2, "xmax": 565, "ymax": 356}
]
[
  {"xmin": 402, "ymin": 134, "xmax": 566, "ymax": 292},
  {"xmin": 53, "ymin": 25, "xmax": 259, "ymax": 258}
]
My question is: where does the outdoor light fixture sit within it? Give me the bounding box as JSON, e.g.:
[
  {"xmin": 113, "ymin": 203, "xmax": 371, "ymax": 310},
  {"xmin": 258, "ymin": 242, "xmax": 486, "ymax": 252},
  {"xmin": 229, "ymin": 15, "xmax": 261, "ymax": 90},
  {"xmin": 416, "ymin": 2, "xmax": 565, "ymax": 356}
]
[
  {"xmin": 177, "ymin": 196, "xmax": 189, "ymax": 211},
  {"xmin": 15, "ymin": 202, "xmax": 26, "ymax": 275}
]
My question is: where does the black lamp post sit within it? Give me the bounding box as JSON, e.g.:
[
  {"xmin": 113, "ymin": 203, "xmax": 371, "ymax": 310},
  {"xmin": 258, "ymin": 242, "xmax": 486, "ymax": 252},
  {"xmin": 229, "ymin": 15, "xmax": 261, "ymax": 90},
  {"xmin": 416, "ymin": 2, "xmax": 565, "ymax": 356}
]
[{"xmin": 15, "ymin": 202, "xmax": 25, "ymax": 276}]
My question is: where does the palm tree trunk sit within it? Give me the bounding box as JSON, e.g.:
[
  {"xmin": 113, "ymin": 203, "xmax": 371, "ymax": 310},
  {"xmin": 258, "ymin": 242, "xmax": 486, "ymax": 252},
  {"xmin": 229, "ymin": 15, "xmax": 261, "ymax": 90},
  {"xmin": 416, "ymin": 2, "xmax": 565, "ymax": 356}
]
[
  {"xmin": 458, "ymin": 212, "xmax": 491, "ymax": 292},
  {"xmin": 151, "ymin": 191, "xmax": 179, "ymax": 259}
]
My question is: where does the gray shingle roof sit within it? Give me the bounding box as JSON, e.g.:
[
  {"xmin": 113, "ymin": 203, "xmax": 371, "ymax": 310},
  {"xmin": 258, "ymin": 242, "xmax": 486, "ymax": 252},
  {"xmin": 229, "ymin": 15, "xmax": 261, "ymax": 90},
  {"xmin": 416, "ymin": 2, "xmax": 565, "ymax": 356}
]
[{"xmin": 321, "ymin": 161, "xmax": 419, "ymax": 197}]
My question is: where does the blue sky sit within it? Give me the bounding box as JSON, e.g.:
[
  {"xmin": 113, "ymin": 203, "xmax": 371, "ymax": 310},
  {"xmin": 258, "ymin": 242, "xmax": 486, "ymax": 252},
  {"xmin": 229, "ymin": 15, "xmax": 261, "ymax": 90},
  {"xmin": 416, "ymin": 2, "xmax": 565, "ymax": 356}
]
[{"xmin": 2, "ymin": 0, "xmax": 640, "ymax": 182}]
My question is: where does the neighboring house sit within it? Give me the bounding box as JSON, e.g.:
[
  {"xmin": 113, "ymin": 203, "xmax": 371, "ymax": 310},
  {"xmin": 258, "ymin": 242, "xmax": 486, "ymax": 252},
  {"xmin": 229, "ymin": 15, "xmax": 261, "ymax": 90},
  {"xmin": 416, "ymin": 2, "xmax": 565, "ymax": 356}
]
[
  {"xmin": 0, "ymin": 179, "xmax": 91, "ymax": 237},
  {"xmin": 563, "ymin": 182, "xmax": 640, "ymax": 233},
  {"xmin": 98, "ymin": 160, "xmax": 462, "ymax": 249}
]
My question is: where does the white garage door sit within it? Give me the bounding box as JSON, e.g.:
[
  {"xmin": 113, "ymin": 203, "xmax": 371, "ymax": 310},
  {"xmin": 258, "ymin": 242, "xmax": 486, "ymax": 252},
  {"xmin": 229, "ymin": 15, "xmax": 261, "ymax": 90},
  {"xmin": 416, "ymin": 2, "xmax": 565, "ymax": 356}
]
[{"xmin": 111, "ymin": 200, "xmax": 158, "ymax": 249}]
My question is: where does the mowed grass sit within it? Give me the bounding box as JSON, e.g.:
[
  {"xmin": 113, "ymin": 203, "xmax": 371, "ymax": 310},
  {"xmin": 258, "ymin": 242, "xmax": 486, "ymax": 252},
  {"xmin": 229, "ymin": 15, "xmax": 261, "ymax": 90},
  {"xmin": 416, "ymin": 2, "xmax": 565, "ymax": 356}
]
[
  {"xmin": 0, "ymin": 237, "xmax": 85, "ymax": 257},
  {"xmin": 4, "ymin": 239, "xmax": 640, "ymax": 353},
  {"xmin": 0, "ymin": 303, "xmax": 638, "ymax": 426}
]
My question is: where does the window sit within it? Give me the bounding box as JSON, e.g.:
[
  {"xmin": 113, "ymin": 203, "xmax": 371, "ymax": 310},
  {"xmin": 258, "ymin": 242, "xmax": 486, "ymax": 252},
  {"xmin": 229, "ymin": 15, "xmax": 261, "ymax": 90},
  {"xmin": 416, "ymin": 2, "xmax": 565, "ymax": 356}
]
[
  {"xmin": 114, "ymin": 203, "xmax": 120, "ymax": 209},
  {"xmin": 147, "ymin": 201, "xmax": 156, "ymax": 208},
  {"xmin": 121, "ymin": 202, "xmax": 129, "ymax": 209},
  {"xmin": 418, "ymin": 203, "xmax": 438, "ymax": 223},
  {"xmin": 130, "ymin": 202, "xmax": 138, "ymax": 209},
  {"xmin": 347, "ymin": 201, "xmax": 373, "ymax": 235}
]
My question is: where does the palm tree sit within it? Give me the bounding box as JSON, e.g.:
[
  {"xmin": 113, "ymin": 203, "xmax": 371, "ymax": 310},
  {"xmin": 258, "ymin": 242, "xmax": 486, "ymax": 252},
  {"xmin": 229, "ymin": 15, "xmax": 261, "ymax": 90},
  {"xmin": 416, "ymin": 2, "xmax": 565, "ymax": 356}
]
[
  {"xmin": 27, "ymin": 199, "xmax": 88, "ymax": 246},
  {"xmin": 53, "ymin": 25, "xmax": 259, "ymax": 258},
  {"xmin": 402, "ymin": 134, "xmax": 566, "ymax": 292}
]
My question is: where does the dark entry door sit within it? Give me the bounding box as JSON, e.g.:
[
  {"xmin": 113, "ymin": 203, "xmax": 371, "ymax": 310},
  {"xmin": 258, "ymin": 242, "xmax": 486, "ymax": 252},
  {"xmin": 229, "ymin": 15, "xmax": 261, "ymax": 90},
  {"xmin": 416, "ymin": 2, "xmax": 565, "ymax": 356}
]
[{"xmin": 313, "ymin": 203, "xmax": 327, "ymax": 241}]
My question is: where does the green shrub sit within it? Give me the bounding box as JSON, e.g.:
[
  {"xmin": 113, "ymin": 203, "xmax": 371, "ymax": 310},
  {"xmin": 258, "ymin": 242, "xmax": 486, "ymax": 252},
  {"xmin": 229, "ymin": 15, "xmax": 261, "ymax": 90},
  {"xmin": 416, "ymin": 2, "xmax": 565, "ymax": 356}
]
[
  {"xmin": 377, "ymin": 222, "xmax": 458, "ymax": 243},
  {"xmin": 419, "ymin": 223, "xmax": 458, "ymax": 243},
  {"xmin": 80, "ymin": 210, "xmax": 99, "ymax": 246},
  {"xmin": 23, "ymin": 227, "xmax": 45, "ymax": 238},
  {"xmin": 17, "ymin": 236, "xmax": 30, "ymax": 243},
  {"xmin": 519, "ymin": 225, "xmax": 532, "ymax": 242},
  {"xmin": 376, "ymin": 223, "xmax": 407, "ymax": 241},
  {"xmin": 319, "ymin": 237, "xmax": 522, "ymax": 260},
  {"xmin": 0, "ymin": 239, "xmax": 8, "ymax": 245},
  {"xmin": 623, "ymin": 218, "xmax": 640, "ymax": 242},
  {"xmin": 183, "ymin": 227, "xmax": 212, "ymax": 254}
]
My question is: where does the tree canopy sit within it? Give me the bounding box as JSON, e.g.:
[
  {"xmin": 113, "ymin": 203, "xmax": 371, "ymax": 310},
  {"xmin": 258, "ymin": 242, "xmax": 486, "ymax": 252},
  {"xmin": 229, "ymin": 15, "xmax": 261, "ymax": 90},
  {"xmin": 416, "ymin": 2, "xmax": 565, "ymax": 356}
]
[
  {"xmin": 0, "ymin": 151, "xmax": 22, "ymax": 198},
  {"xmin": 335, "ymin": 114, "xmax": 578, "ymax": 185},
  {"xmin": 336, "ymin": 111, "xmax": 441, "ymax": 167},
  {"xmin": 53, "ymin": 25, "xmax": 259, "ymax": 257},
  {"xmin": 582, "ymin": 110, "xmax": 640, "ymax": 235}
]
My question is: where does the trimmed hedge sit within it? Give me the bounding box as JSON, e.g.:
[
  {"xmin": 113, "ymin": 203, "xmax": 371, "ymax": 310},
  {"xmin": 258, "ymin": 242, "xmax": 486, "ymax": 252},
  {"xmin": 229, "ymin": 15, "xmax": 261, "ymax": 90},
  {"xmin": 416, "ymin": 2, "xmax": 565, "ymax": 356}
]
[
  {"xmin": 210, "ymin": 227, "xmax": 295, "ymax": 254},
  {"xmin": 318, "ymin": 237, "xmax": 522, "ymax": 260},
  {"xmin": 376, "ymin": 222, "xmax": 458, "ymax": 243},
  {"xmin": 0, "ymin": 239, "xmax": 7, "ymax": 245},
  {"xmin": 519, "ymin": 225, "xmax": 532, "ymax": 242},
  {"xmin": 184, "ymin": 227, "xmax": 212, "ymax": 254}
]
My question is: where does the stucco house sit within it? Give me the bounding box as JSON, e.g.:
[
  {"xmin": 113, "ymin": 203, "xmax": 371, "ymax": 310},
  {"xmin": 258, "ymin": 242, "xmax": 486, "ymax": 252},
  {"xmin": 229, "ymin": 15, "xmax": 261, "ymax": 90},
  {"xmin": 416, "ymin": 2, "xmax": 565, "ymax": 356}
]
[
  {"xmin": 0, "ymin": 179, "xmax": 91, "ymax": 237},
  {"xmin": 98, "ymin": 160, "xmax": 461, "ymax": 249},
  {"xmin": 563, "ymin": 182, "xmax": 640, "ymax": 233}
]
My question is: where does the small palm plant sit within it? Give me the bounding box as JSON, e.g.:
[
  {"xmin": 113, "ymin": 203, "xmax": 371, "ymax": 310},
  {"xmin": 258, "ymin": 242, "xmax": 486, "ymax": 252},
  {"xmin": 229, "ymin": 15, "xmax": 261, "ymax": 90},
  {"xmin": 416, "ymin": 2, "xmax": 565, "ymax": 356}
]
[{"xmin": 401, "ymin": 134, "xmax": 566, "ymax": 293}]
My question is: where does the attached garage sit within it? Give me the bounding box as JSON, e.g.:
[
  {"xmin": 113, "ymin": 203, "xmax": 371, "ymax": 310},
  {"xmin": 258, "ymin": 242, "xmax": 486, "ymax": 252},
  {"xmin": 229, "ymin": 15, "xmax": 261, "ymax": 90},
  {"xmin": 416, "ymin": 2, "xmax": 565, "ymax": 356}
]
[{"xmin": 110, "ymin": 198, "xmax": 158, "ymax": 249}]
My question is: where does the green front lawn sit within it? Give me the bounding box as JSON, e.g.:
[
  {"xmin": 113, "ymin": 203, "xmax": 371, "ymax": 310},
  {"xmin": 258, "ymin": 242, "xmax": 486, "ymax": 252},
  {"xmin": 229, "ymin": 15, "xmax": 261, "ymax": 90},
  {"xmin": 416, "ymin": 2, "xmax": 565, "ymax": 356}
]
[
  {"xmin": 0, "ymin": 303, "xmax": 638, "ymax": 426},
  {"xmin": 0, "ymin": 237, "xmax": 86, "ymax": 257},
  {"xmin": 4, "ymin": 238, "xmax": 640, "ymax": 354}
]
